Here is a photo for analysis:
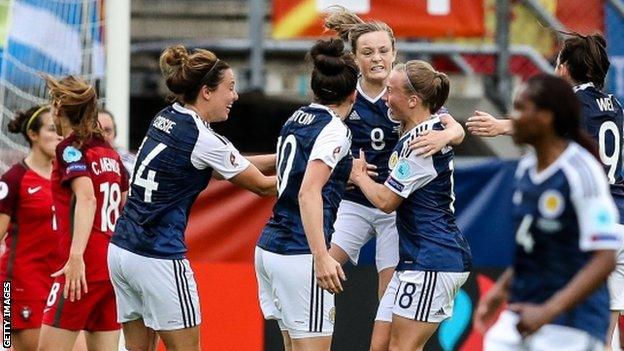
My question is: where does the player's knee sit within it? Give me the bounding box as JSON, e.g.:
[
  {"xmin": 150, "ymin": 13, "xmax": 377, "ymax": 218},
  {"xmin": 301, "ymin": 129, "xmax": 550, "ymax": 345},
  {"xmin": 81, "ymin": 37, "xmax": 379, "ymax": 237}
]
[
  {"xmin": 124, "ymin": 340, "xmax": 152, "ymax": 351},
  {"xmin": 370, "ymin": 339, "xmax": 389, "ymax": 351}
]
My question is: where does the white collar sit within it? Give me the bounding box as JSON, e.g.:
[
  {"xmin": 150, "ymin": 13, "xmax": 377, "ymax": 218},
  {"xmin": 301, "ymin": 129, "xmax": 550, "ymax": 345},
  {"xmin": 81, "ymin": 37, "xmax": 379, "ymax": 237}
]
[
  {"xmin": 528, "ymin": 142, "xmax": 577, "ymax": 184},
  {"xmin": 172, "ymin": 102, "xmax": 210, "ymax": 128},
  {"xmin": 573, "ymin": 82, "xmax": 594, "ymax": 92},
  {"xmin": 356, "ymin": 79, "xmax": 386, "ymax": 103},
  {"xmin": 309, "ymin": 103, "xmax": 341, "ymax": 119}
]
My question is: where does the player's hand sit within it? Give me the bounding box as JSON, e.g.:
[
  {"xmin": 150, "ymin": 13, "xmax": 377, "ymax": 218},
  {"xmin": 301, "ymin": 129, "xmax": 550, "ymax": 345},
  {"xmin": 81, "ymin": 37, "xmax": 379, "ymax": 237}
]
[
  {"xmin": 473, "ymin": 285, "xmax": 507, "ymax": 333},
  {"xmin": 508, "ymin": 302, "xmax": 554, "ymax": 337},
  {"xmin": 350, "ymin": 149, "xmax": 369, "ymax": 184},
  {"xmin": 466, "ymin": 111, "xmax": 511, "ymax": 137},
  {"xmin": 313, "ymin": 252, "xmax": 346, "ymax": 294},
  {"xmin": 409, "ymin": 129, "xmax": 449, "ymax": 157},
  {"xmin": 51, "ymin": 255, "xmax": 88, "ymax": 302}
]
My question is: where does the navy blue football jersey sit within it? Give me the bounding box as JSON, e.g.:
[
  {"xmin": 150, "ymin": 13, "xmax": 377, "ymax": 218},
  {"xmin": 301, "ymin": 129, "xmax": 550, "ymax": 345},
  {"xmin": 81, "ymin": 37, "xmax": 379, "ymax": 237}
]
[
  {"xmin": 342, "ymin": 82, "xmax": 400, "ymax": 207},
  {"xmin": 575, "ymin": 83, "xmax": 624, "ymax": 197},
  {"xmin": 111, "ymin": 103, "xmax": 250, "ymax": 259},
  {"xmin": 510, "ymin": 142, "xmax": 621, "ymax": 341},
  {"xmin": 384, "ymin": 116, "xmax": 471, "ymax": 272},
  {"xmin": 257, "ymin": 103, "xmax": 352, "ymax": 254}
]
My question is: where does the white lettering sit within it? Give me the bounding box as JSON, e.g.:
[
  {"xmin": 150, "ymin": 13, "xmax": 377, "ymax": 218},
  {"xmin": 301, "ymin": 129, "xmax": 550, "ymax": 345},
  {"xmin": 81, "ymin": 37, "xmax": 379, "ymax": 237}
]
[
  {"xmin": 152, "ymin": 115, "xmax": 176, "ymax": 134},
  {"xmin": 289, "ymin": 111, "xmax": 315, "ymax": 125},
  {"xmin": 597, "ymin": 97, "xmax": 615, "ymax": 112},
  {"xmin": 91, "ymin": 158, "xmax": 121, "ymax": 176}
]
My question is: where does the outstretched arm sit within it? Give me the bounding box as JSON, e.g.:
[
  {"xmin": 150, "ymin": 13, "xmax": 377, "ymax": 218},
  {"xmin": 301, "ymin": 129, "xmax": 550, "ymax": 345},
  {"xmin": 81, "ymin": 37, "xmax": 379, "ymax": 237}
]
[
  {"xmin": 466, "ymin": 111, "xmax": 513, "ymax": 137},
  {"xmin": 409, "ymin": 114, "xmax": 465, "ymax": 157}
]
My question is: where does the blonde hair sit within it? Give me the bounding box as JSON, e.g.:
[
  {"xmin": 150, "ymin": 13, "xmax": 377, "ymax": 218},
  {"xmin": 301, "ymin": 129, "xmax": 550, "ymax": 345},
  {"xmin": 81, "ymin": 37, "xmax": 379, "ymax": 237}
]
[
  {"xmin": 44, "ymin": 75, "xmax": 102, "ymax": 144},
  {"xmin": 324, "ymin": 6, "xmax": 395, "ymax": 54},
  {"xmin": 394, "ymin": 60, "xmax": 449, "ymax": 114},
  {"xmin": 159, "ymin": 45, "xmax": 230, "ymax": 103}
]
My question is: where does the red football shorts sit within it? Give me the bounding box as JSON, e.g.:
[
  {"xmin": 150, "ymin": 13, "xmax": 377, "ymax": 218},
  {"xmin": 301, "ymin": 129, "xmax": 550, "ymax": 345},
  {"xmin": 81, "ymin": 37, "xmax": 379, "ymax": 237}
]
[
  {"xmin": 9, "ymin": 299, "xmax": 45, "ymax": 330},
  {"xmin": 42, "ymin": 280, "xmax": 120, "ymax": 331}
]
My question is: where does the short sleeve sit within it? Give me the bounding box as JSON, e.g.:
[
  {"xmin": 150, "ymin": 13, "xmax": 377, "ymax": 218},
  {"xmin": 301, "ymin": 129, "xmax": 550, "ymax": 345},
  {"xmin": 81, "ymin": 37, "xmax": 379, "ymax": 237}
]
[
  {"xmin": 309, "ymin": 119, "xmax": 351, "ymax": 169},
  {"xmin": 566, "ymin": 159, "xmax": 623, "ymax": 251},
  {"xmin": 0, "ymin": 166, "xmax": 24, "ymax": 216},
  {"xmin": 384, "ymin": 152, "xmax": 437, "ymax": 198},
  {"xmin": 190, "ymin": 127, "xmax": 250, "ymax": 179},
  {"xmin": 57, "ymin": 144, "xmax": 89, "ymax": 185}
]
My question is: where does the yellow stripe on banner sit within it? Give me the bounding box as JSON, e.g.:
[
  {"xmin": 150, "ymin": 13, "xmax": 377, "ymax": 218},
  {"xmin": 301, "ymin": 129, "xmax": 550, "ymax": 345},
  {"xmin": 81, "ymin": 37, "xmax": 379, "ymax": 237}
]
[{"xmin": 273, "ymin": 0, "xmax": 318, "ymax": 39}]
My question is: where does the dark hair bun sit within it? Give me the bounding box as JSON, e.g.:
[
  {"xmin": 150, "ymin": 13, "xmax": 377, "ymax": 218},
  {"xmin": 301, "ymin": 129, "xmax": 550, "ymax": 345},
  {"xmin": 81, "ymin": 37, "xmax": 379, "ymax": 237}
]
[
  {"xmin": 7, "ymin": 110, "xmax": 27, "ymax": 134},
  {"xmin": 310, "ymin": 38, "xmax": 348, "ymax": 76}
]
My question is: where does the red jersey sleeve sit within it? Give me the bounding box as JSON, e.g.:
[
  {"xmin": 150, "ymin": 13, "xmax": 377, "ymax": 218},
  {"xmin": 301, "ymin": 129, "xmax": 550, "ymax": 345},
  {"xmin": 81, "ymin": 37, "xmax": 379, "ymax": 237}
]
[
  {"xmin": 56, "ymin": 144, "xmax": 89, "ymax": 185},
  {"xmin": 0, "ymin": 164, "xmax": 26, "ymax": 216}
]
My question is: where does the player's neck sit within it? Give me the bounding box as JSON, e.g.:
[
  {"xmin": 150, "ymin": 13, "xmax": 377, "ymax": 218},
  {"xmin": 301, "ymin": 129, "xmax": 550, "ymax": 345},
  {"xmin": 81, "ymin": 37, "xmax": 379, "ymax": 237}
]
[
  {"xmin": 326, "ymin": 102, "xmax": 352, "ymax": 120},
  {"xmin": 403, "ymin": 109, "xmax": 430, "ymax": 132},
  {"xmin": 360, "ymin": 79, "xmax": 385, "ymax": 99},
  {"xmin": 59, "ymin": 118, "xmax": 73, "ymax": 138},
  {"xmin": 24, "ymin": 150, "xmax": 53, "ymax": 178},
  {"xmin": 534, "ymin": 137, "xmax": 568, "ymax": 172}
]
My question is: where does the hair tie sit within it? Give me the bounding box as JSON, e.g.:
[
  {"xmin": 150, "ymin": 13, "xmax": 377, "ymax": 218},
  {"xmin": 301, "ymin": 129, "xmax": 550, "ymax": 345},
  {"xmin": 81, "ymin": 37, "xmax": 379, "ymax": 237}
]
[{"xmin": 22, "ymin": 105, "xmax": 48, "ymax": 134}]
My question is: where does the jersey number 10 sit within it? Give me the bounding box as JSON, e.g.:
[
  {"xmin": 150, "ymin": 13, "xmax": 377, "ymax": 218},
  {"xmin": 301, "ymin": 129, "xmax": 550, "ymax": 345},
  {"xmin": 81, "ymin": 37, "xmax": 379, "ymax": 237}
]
[{"xmin": 276, "ymin": 135, "xmax": 297, "ymax": 197}]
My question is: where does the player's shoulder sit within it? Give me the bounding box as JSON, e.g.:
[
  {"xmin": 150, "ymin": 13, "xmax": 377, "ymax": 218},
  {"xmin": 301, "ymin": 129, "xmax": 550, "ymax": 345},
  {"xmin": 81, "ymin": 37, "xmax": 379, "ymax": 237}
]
[
  {"xmin": 560, "ymin": 143, "xmax": 608, "ymax": 196},
  {"xmin": 0, "ymin": 162, "xmax": 28, "ymax": 184},
  {"xmin": 515, "ymin": 153, "xmax": 536, "ymax": 179}
]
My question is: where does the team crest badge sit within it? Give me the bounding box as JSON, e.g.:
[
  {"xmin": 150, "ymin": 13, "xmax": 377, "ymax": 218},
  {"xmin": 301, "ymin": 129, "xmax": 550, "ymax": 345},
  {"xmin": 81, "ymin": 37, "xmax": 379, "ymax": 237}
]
[
  {"xmin": 538, "ymin": 190, "xmax": 564, "ymax": 219},
  {"xmin": 329, "ymin": 307, "xmax": 336, "ymax": 324},
  {"xmin": 389, "ymin": 151, "xmax": 399, "ymax": 169},
  {"xmin": 0, "ymin": 181, "xmax": 7, "ymax": 200},
  {"xmin": 20, "ymin": 306, "xmax": 31, "ymax": 321},
  {"xmin": 62, "ymin": 146, "xmax": 82, "ymax": 163}
]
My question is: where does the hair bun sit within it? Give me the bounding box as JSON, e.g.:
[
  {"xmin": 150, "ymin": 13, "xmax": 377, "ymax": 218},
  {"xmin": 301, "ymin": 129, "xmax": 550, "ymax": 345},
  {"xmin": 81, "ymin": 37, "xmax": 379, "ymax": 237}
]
[{"xmin": 310, "ymin": 38, "xmax": 347, "ymax": 76}]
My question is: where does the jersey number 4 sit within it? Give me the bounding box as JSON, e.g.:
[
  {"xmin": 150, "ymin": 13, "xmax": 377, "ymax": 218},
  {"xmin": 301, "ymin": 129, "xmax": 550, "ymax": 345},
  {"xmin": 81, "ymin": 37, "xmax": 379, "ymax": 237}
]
[
  {"xmin": 130, "ymin": 140, "xmax": 167, "ymax": 203},
  {"xmin": 516, "ymin": 215, "xmax": 535, "ymax": 253},
  {"xmin": 276, "ymin": 135, "xmax": 296, "ymax": 197}
]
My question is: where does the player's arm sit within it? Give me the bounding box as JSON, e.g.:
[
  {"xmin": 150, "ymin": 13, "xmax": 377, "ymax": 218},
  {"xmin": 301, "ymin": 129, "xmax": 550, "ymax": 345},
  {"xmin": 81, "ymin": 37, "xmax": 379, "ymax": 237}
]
[
  {"xmin": 474, "ymin": 267, "xmax": 513, "ymax": 332},
  {"xmin": 0, "ymin": 214, "xmax": 9, "ymax": 243},
  {"xmin": 245, "ymin": 153, "xmax": 276, "ymax": 175},
  {"xmin": 52, "ymin": 176, "xmax": 96, "ymax": 302},
  {"xmin": 299, "ymin": 159, "xmax": 346, "ymax": 294},
  {"xmin": 350, "ymin": 151, "xmax": 403, "ymax": 213},
  {"xmin": 228, "ymin": 165, "xmax": 277, "ymax": 197},
  {"xmin": 409, "ymin": 114, "xmax": 465, "ymax": 157},
  {"xmin": 466, "ymin": 111, "xmax": 513, "ymax": 137}
]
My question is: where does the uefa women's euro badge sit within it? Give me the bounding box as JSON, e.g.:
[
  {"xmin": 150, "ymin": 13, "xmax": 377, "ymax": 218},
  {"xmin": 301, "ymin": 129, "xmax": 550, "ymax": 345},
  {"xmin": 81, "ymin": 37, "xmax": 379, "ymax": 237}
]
[{"xmin": 62, "ymin": 146, "xmax": 83, "ymax": 163}]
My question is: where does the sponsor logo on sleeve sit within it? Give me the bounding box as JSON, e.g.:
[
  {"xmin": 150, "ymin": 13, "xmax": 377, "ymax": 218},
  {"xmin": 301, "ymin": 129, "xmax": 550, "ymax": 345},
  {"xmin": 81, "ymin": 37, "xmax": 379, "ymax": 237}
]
[
  {"xmin": 66, "ymin": 163, "xmax": 87, "ymax": 174},
  {"xmin": 62, "ymin": 146, "xmax": 82, "ymax": 163},
  {"xmin": 332, "ymin": 146, "xmax": 342, "ymax": 159},
  {"xmin": 0, "ymin": 182, "xmax": 7, "ymax": 200},
  {"xmin": 394, "ymin": 160, "xmax": 412, "ymax": 180},
  {"xmin": 229, "ymin": 152, "xmax": 239, "ymax": 167},
  {"xmin": 386, "ymin": 176, "xmax": 405, "ymax": 192}
]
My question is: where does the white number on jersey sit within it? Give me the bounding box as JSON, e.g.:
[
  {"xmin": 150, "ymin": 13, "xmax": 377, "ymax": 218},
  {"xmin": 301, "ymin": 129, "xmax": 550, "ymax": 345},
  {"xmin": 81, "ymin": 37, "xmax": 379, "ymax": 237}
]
[
  {"xmin": 598, "ymin": 121, "xmax": 620, "ymax": 184},
  {"xmin": 132, "ymin": 142, "xmax": 167, "ymax": 202},
  {"xmin": 100, "ymin": 182, "xmax": 122, "ymax": 232},
  {"xmin": 516, "ymin": 215, "xmax": 535, "ymax": 253},
  {"xmin": 371, "ymin": 127, "xmax": 385, "ymax": 151},
  {"xmin": 276, "ymin": 134, "xmax": 297, "ymax": 197}
]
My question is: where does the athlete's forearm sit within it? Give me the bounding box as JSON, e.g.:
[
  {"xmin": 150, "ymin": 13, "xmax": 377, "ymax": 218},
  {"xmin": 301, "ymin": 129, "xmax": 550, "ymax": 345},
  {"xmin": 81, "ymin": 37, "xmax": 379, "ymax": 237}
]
[
  {"xmin": 440, "ymin": 115, "xmax": 465, "ymax": 146},
  {"xmin": 246, "ymin": 154, "xmax": 277, "ymax": 175},
  {"xmin": 353, "ymin": 174, "xmax": 401, "ymax": 213},
  {"xmin": 299, "ymin": 188, "xmax": 327, "ymax": 256},
  {"xmin": 70, "ymin": 193, "xmax": 96, "ymax": 257},
  {"xmin": 543, "ymin": 250, "xmax": 615, "ymax": 318}
]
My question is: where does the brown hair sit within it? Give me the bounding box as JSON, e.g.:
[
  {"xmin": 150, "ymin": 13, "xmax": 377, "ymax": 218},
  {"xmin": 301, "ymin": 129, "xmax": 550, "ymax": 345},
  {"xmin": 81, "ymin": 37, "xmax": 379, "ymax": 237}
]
[
  {"xmin": 309, "ymin": 38, "xmax": 358, "ymax": 105},
  {"xmin": 7, "ymin": 105, "xmax": 50, "ymax": 146},
  {"xmin": 394, "ymin": 60, "xmax": 450, "ymax": 113},
  {"xmin": 324, "ymin": 6, "xmax": 395, "ymax": 54},
  {"xmin": 159, "ymin": 45, "xmax": 230, "ymax": 103},
  {"xmin": 44, "ymin": 75, "xmax": 102, "ymax": 144},
  {"xmin": 557, "ymin": 32, "xmax": 609, "ymax": 89}
]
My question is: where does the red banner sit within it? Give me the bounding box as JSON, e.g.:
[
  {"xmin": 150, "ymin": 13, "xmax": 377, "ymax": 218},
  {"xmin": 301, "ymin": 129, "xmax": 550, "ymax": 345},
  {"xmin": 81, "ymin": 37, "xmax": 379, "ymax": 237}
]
[{"xmin": 272, "ymin": 0, "xmax": 485, "ymax": 39}]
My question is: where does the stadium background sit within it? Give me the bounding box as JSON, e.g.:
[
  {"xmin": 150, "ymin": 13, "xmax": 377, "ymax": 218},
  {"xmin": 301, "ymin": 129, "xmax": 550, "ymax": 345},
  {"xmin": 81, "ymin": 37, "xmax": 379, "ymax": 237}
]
[{"xmin": 0, "ymin": 0, "xmax": 623, "ymax": 350}]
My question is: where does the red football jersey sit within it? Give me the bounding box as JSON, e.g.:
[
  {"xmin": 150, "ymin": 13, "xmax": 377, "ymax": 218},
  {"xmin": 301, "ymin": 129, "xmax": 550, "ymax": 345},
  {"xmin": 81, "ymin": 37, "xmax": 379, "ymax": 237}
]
[
  {"xmin": 0, "ymin": 162, "xmax": 58, "ymax": 300},
  {"xmin": 51, "ymin": 134, "xmax": 128, "ymax": 282}
]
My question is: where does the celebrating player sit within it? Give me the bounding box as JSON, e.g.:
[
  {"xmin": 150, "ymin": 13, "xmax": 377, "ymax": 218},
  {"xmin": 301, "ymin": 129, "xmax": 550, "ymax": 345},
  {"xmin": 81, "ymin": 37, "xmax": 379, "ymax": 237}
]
[
  {"xmin": 0, "ymin": 105, "xmax": 61, "ymax": 351},
  {"xmin": 350, "ymin": 60, "xmax": 471, "ymax": 351},
  {"xmin": 467, "ymin": 33, "xmax": 624, "ymax": 347},
  {"xmin": 322, "ymin": 8, "xmax": 465, "ymax": 349},
  {"xmin": 37, "ymin": 76, "xmax": 126, "ymax": 351},
  {"xmin": 108, "ymin": 45, "xmax": 276, "ymax": 351},
  {"xmin": 475, "ymin": 74, "xmax": 621, "ymax": 350},
  {"xmin": 255, "ymin": 38, "xmax": 357, "ymax": 351}
]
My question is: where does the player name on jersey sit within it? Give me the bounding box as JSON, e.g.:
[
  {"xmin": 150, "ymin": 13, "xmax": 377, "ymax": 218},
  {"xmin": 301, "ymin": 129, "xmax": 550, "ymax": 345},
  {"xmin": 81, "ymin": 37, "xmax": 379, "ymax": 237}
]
[
  {"xmin": 152, "ymin": 115, "xmax": 177, "ymax": 134},
  {"xmin": 91, "ymin": 157, "xmax": 121, "ymax": 176}
]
